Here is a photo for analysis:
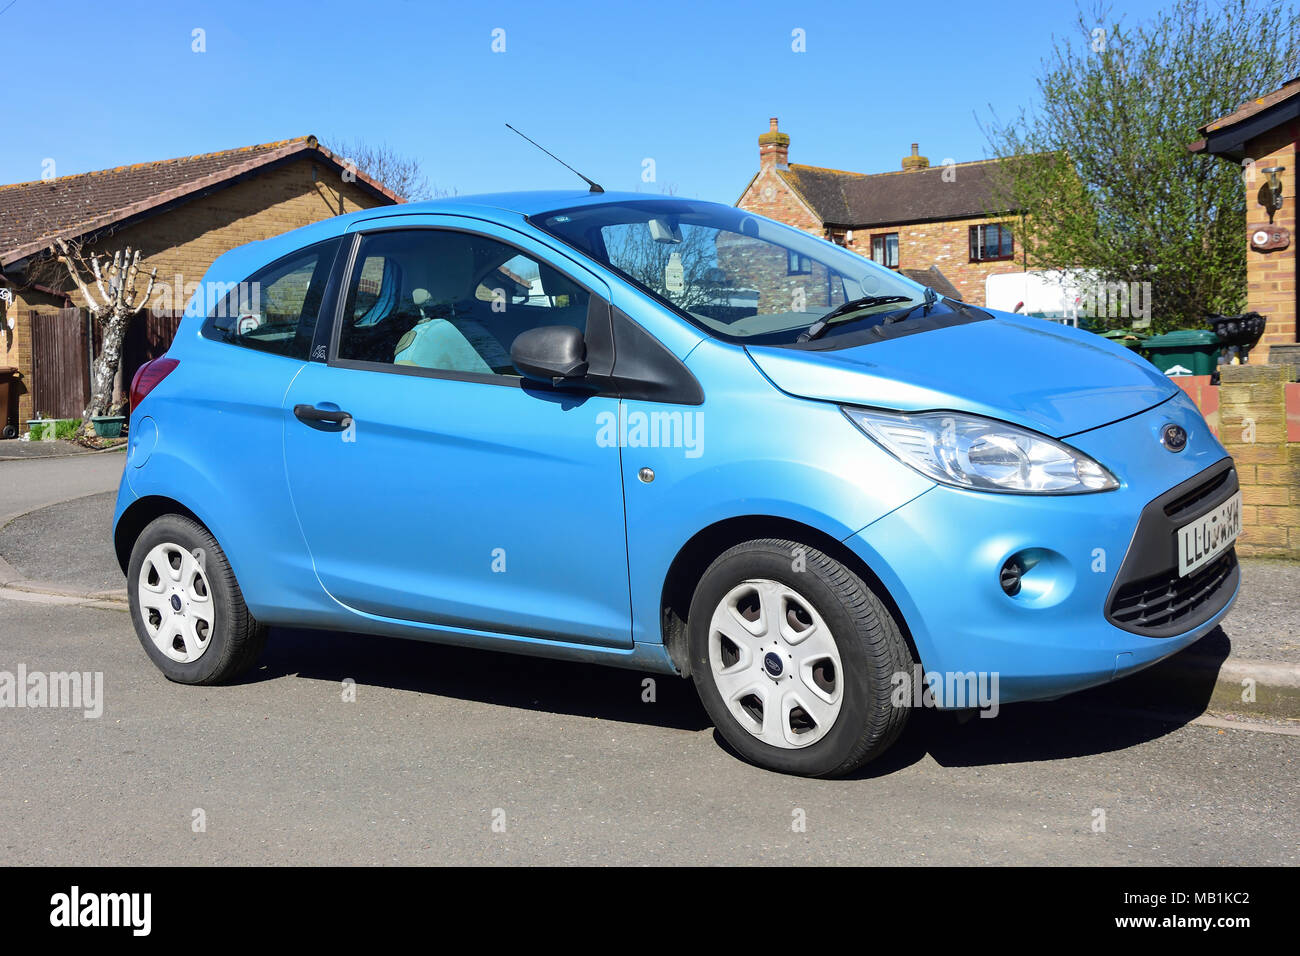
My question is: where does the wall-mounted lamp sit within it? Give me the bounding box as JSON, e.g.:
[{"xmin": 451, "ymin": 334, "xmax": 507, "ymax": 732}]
[{"xmin": 1261, "ymin": 165, "xmax": 1285, "ymax": 212}]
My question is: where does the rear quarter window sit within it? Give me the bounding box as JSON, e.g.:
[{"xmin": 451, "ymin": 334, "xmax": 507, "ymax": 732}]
[{"xmin": 201, "ymin": 237, "xmax": 342, "ymax": 360}]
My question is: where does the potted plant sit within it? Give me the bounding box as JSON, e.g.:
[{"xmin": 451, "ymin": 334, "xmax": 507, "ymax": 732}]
[{"xmin": 91, "ymin": 414, "xmax": 126, "ymax": 438}]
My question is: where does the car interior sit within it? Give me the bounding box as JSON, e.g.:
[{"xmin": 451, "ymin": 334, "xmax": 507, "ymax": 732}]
[{"xmin": 338, "ymin": 231, "xmax": 590, "ymax": 375}]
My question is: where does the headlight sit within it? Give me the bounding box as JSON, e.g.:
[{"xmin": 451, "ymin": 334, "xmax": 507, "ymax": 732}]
[{"xmin": 843, "ymin": 407, "xmax": 1118, "ymax": 494}]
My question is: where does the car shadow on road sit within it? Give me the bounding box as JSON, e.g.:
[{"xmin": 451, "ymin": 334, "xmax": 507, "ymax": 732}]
[
  {"xmin": 241, "ymin": 625, "xmax": 714, "ymax": 732},
  {"xmin": 840, "ymin": 626, "xmax": 1233, "ymax": 779},
  {"xmin": 240, "ymin": 622, "xmax": 1231, "ymax": 775}
]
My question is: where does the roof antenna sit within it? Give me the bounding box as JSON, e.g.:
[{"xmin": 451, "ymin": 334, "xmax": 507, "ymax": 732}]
[{"xmin": 505, "ymin": 124, "xmax": 604, "ymax": 193}]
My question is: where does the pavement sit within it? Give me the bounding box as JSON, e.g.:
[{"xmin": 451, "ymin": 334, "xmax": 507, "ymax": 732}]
[
  {"xmin": 0, "ymin": 438, "xmax": 125, "ymax": 460},
  {"xmin": 0, "ymin": 451, "xmax": 1295, "ymax": 864}
]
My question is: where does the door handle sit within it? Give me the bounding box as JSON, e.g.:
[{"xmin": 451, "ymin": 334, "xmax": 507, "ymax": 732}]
[{"xmin": 293, "ymin": 403, "xmax": 352, "ymax": 426}]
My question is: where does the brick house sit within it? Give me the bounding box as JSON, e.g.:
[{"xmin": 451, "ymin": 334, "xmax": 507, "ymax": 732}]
[
  {"xmin": 0, "ymin": 135, "xmax": 400, "ymax": 427},
  {"xmin": 736, "ymin": 118, "xmax": 1025, "ymax": 304},
  {"xmin": 1190, "ymin": 77, "xmax": 1299, "ymax": 363}
]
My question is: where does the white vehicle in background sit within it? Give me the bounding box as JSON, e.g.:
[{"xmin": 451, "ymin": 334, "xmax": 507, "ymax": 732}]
[
  {"xmin": 987, "ymin": 269, "xmax": 1154, "ymax": 331},
  {"xmin": 985, "ymin": 270, "xmax": 1089, "ymax": 324}
]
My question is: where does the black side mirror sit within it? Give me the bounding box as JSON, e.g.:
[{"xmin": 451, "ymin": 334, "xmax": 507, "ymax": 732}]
[{"xmin": 511, "ymin": 325, "xmax": 589, "ymax": 383}]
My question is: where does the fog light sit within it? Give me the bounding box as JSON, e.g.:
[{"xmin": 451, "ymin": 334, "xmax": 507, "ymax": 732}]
[
  {"xmin": 999, "ymin": 554, "xmax": 1037, "ymax": 596},
  {"xmin": 997, "ymin": 548, "xmax": 1074, "ymax": 608}
]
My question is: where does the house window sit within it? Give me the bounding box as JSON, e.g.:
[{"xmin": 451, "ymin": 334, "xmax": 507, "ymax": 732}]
[
  {"xmin": 787, "ymin": 249, "xmax": 813, "ymax": 275},
  {"xmin": 871, "ymin": 233, "xmax": 899, "ymax": 269},
  {"xmin": 969, "ymin": 223, "xmax": 1014, "ymax": 262}
]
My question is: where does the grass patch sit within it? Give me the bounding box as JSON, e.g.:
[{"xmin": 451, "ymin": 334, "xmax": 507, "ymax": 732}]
[{"xmin": 25, "ymin": 418, "xmax": 82, "ymax": 442}]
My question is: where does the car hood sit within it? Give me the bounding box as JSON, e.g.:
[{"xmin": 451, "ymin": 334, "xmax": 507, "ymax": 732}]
[{"xmin": 744, "ymin": 310, "xmax": 1179, "ymax": 439}]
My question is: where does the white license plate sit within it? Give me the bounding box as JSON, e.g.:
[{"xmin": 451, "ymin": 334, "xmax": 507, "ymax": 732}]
[{"xmin": 1177, "ymin": 491, "xmax": 1242, "ymax": 577}]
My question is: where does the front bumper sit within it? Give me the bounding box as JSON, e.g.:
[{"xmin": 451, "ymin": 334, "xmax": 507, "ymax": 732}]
[{"xmin": 844, "ymin": 390, "xmax": 1238, "ymax": 706}]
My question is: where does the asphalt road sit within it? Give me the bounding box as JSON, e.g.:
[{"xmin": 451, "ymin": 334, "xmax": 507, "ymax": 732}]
[
  {"xmin": 0, "ymin": 450, "xmax": 125, "ymax": 526},
  {"xmin": 0, "ymin": 491, "xmax": 121, "ymax": 593},
  {"xmin": 0, "ymin": 596, "xmax": 1294, "ymax": 865}
]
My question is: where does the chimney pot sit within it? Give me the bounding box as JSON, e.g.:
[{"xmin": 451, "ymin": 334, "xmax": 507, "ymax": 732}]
[
  {"xmin": 902, "ymin": 142, "xmax": 930, "ymax": 172},
  {"xmin": 758, "ymin": 117, "xmax": 791, "ymax": 169}
]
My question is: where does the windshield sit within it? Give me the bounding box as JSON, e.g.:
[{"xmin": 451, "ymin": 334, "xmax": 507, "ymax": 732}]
[{"xmin": 532, "ymin": 199, "xmax": 928, "ymax": 346}]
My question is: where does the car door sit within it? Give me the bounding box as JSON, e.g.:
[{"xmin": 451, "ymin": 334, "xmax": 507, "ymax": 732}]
[{"xmin": 281, "ymin": 218, "xmax": 632, "ymax": 648}]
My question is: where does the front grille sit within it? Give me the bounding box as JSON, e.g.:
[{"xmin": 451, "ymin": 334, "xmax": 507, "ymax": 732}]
[
  {"xmin": 1163, "ymin": 468, "xmax": 1233, "ymax": 522},
  {"xmin": 1108, "ymin": 549, "xmax": 1238, "ymax": 633},
  {"xmin": 1104, "ymin": 459, "xmax": 1239, "ymax": 637}
]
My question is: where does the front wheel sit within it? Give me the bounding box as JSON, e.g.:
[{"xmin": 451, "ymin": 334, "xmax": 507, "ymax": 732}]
[
  {"xmin": 688, "ymin": 538, "xmax": 912, "ymax": 777},
  {"xmin": 127, "ymin": 514, "xmax": 267, "ymax": 684}
]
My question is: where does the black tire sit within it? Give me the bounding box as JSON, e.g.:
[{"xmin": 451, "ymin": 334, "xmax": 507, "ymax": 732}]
[
  {"xmin": 2, "ymin": 424, "xmax": 16, "ymax": 440},
  {"xmin": 688, "ymin": 537, "xmax": 912, "ymax": 777},
  {"xmin": 126, "ymin": 514, "xmax": 267, "ymax": 684}
]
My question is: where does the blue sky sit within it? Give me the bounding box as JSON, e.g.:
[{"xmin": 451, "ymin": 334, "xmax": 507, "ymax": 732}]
[{"xmin": 2, "ymin": 0, "xmax": 1175, "ymax": 201}]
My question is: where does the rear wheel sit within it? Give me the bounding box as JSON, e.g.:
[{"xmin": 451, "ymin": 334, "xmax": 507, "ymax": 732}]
[
  {"xmin": 127, "ymin": 514, "xmax": 266, "ymax": 684},
  {"xmin": 688, "ymin": 538, "xmax": 912, "ymax": 776}
]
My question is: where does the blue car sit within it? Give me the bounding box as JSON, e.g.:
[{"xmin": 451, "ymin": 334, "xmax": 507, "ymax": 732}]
[{"xmin": 114, "ymin": 192, "xmax": 1240, "ymax": 776}]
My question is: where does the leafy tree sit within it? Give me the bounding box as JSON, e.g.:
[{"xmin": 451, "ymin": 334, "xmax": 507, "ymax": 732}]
[{"xmin": 983, "ymin": 0, "xmax": 1300, "ymax": 332}]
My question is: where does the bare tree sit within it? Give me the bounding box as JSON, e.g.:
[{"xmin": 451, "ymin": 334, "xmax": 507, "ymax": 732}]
[
  {"xmin": 49, "ymin": 237, "xmax": 157, "ymax": 433},
  {"xmin": 604, "ymin": 223, "xmax": 727, "ymax": 312},
  {"xmin": 331, "ymin": 138, "xmax": 448, "ymax": 202}
]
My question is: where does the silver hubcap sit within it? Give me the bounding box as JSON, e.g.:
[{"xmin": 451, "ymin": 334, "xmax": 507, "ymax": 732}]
[
  {"xmin": 137, "ymin": 543, "xmax": 215, "ymax": 663},
  {"xmin": 707, "ymin": 579, "xmax": 843, "ymax": 749}
]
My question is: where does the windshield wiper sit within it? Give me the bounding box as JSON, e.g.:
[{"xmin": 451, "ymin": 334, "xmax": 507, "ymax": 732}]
[
  {"xmin": 884, "ymin": 286, "xmax": 940, "ymax": 325},
  {"xmin": 798, "ymin": 294, "xmax": 915, "ymax": 342}
]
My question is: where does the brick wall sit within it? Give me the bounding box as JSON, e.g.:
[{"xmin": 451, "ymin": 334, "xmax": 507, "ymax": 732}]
[
  {"xmin": 715, "ymin": 231, "xmax": 845, "ymax": 314},
  {"xmin": 1216, "ymin": 363, "xmax": 1300, "ymax": 558},
  {"xmin": 4, "ymin": 158, "xmax": 388, "ymax": 425},
  {"xmin": 1243, "ymin": 125, "xmax": 1298, "ymax": 363},
  {"xmin": 737, "ymin": 167, "xmax": 824, "ymax": 236}
]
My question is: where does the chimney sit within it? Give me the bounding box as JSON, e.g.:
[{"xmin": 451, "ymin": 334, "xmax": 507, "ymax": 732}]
[
  {"xmin": 901, "ymin": 142, "xmax": 930, "ymax": 172},
  {"xmin": 759, "ymin": 117, "xmax": 790, "ymax": 169}
]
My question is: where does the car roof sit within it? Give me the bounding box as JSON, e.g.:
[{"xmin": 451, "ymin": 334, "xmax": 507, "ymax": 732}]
[
  {"xmin": 406, "ymin": 189, "xmax": 683, "ymax": 217},
  {"xmin": 357, "ymin": 189, "xmax": 713, "ymax": 227},
  {"xmin": 208, "ymin": 190, "xmax": 714, "ymax": 285}
]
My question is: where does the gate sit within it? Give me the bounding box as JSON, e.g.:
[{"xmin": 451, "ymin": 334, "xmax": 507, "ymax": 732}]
[{"xmin": 29, "ymin": 308, "xmax": 89, "ymax": 419}]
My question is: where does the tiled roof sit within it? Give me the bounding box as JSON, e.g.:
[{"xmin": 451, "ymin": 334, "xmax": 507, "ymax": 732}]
[
  {"xmin": 777, "ymin": 157, "xmax": 1018, "ymax": 228},
  {"xmin": 900, "ymin": 266, "xmax": 963, "ymax": 300},
  {"xmin": 1188, "ymin": 75, "xmax": 1300, "ymax": 156},
  {"xmin": 0, "ymin": 136, "xmax": 401, "ymax": 268},
  {"xmin": 1197, "ymin": 75, "xmax": 1300, "ymax": 135}
]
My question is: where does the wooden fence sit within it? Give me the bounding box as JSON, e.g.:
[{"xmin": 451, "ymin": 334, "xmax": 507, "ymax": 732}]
[
  {"xmin": 28, "ymin": 308, "xmax": 88, "ymax": 420},
  {"xmin": 27, "ymin": 308, "xmax": 183, "ymax": 420}
]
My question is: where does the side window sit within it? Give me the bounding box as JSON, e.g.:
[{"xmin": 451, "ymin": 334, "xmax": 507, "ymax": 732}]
[
  {"xmin": 204, "ymin": 238, "xmax": 341, "ymax": 359},
  {"xmin": 336, "ymin": 229, "xmax": 590, "ymax": 377}
]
